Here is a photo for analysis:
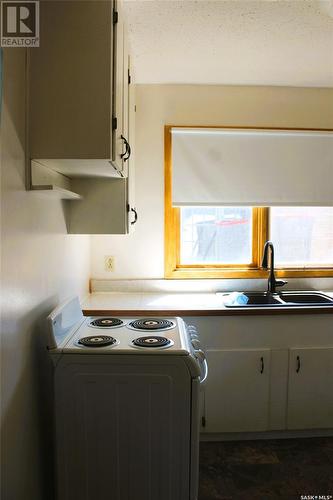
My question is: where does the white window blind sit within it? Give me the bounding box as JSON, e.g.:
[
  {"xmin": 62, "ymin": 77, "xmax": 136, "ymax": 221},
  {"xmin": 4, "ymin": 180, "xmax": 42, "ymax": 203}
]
[{"xmin": 171, "ymin": 128, "xmax": 333, "ymax": 206}]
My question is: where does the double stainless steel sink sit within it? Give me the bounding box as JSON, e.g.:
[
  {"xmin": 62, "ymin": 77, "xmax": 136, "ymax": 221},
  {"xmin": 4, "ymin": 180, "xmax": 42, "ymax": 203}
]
[
  {"xmin": 224, "ymin": 291, "xmax": 333, "ymax": 308},
  {"xmin": 223, "ymin": 242, "xmax": 333, "ymax": 308}
]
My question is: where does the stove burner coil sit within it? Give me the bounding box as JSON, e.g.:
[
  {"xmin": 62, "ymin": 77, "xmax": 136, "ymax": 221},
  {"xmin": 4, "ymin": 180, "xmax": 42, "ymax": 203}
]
[
  {"xmin": 129, "ymin": 319, "xmax": 174, "ymax": 331},
  {"xmin": 132, "ymin": 336, "xmax": 171, "ymax": 348},
  {"xmin": 78, "ymin": 335, "xmax": 117, "ymax": 347},
  {"xmin": 89, "ymin": 318, "xmax": 123, "ymax": 328}
]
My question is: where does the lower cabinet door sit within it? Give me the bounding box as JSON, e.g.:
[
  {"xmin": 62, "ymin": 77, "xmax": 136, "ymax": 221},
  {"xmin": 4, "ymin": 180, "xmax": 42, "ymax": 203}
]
[
  {"xmin": 204, "ymin": 349, "xmax": 271, "ymax": 433},
  {"xmin": 287, "ymin": 347, "xmax": 333, "ymax": 430}
]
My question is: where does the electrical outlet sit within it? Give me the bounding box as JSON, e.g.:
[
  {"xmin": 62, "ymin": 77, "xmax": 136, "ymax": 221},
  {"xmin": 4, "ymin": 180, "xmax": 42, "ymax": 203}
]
[{"xmin": 105, "ymin": 255, "xmax": 115, "ymax": 272}]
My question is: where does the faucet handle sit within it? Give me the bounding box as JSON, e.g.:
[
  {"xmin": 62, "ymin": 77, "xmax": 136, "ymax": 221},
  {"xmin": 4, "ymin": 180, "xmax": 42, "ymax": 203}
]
[{"xmin": 275, "ymin": 279, "xmax": 288, "ymax": 288}]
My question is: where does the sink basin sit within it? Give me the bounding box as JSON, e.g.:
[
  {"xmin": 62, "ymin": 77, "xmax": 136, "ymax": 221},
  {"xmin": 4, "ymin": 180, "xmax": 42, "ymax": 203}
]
[
  {"xmin": 229, "ymin": 292, "xmax": 283, "ymax": 306},
  {"xmin": 223, "ymin": 292, "xmax": 283, "ymax": 307},
  {"xmin": 223, "ymin": 291, "xmax": 333, "ymax": 308},
  {"xmin": 279, "ymin": 292, "xmax": 333, "ymax": 305}
]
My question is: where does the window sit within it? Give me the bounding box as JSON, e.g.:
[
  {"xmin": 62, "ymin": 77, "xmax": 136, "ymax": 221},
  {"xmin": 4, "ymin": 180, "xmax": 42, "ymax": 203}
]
[
  {"xmin": 271, "ymin": 207, "xmax": 333, "ymax": 268},
  {"xmin": 180, "ymin": 207, "xmax": 253, "ymax": 265},
  {"xmin": 165, "ymin": 129, "xmax": 333, "ymax": 279},
  {"xmin": 166, "ymin": 204, "xmax": 333, "ymax": 278}
]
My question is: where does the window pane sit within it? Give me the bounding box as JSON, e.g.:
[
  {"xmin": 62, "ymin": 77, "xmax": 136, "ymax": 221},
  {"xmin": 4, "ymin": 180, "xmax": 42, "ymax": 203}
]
[
  {"xmin": 270, "ymin": 207, "xmax": 333, "ymax": 268},
  {"xmin": 180, "ymin": 207, "xmax": 252, "ymax": 264}
]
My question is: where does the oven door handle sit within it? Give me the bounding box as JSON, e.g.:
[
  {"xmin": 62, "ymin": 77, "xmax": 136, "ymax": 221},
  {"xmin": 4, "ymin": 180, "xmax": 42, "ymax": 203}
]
[{"xmin": 195, "ymin": 349, "xmax": 208, "ymax": 384}]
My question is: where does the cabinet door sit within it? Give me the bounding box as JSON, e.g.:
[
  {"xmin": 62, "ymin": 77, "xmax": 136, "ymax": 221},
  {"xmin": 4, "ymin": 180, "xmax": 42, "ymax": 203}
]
[
  {"xmin": 112, "ymin": 0, "xmax": 125, "ymax": 172},
  {"xmin": 68, "ymin": 178, "xmax": 127, "ymax": 234},
  {"xmin": 288, "ymin": 347, "xmax": 333, "ymax": 430},
  {"xmin": 126, "ymin": 56, "xmax": 137, "ymax": 232},
  {"xmin": 204, "ymin": 349, "xmax": 271, "ymax": 432},
  {"xmin": 29, "ymin": 0, "xmax": 113, "ymax": 161},
  {"xmin": 122, "ymin": 26, "xmax": 130, "ymax": 167}
]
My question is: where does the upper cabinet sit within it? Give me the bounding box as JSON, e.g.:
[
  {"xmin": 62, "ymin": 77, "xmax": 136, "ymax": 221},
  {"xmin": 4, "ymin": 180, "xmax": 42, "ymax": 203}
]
[
  {"xmin": 29, "ymin": 0, "xmax": 129, "ymax": 178},
  {"xmin": 27, "ymin": 0, "xmax": 136, "ymax": 233}
]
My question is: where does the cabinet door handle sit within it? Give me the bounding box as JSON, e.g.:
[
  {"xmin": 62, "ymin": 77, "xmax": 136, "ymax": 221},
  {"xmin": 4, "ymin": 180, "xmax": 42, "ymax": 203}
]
[
  {"xmin": 120, "ymin": 135, "xmax": 129, "ymax": 159},
  {"xmin": 260, "ymin": 356, "xmax": 264, "ymax": 374},
  {"xmin": 120, "ymin": 135, "xmax": 128, "ymax": 159},
  {"xmin": 120, "ymin": 135, "xmax": 131, "ymax": 162},
  {"xmin": 130, "ymin": 208, "xmax": 138, "ymax": 225},
  {"xmin": 124, "ymin": 141, "xmax": 131, "ymax": 162},
  {"xmin": 296, "ymin": 355, "xmax": 301, "ymax": 373}
]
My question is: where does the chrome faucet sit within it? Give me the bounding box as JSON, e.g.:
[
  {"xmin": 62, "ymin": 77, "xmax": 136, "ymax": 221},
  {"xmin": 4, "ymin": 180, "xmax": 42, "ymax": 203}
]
[{"xmin": 261, "ymin": 241, "xmax": 287, "ymax": 294}]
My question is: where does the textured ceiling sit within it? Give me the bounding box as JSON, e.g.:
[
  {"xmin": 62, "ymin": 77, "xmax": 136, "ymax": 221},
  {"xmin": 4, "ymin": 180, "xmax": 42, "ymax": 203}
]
[{"xmin": 123, "ymin": 0, "xmax": 333, "ymax": 86}]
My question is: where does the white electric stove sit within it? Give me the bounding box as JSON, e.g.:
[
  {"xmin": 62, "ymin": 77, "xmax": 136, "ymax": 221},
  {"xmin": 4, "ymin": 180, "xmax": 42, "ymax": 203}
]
[{"xmin": 47, "ymin": 297, "xmax": 207, "ymax": 500}]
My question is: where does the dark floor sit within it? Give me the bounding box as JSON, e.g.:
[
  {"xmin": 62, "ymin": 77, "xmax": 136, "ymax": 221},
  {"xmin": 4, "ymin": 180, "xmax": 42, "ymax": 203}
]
[{"xmin": 199, "ymin": 437, "xmax": 333, "ymax": 500}]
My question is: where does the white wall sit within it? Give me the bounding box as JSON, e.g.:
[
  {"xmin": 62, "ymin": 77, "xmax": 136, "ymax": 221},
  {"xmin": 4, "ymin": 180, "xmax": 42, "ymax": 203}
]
[
  {"xmin": 91, "ymin": 84, "xmax": 333, "ymax": 280},
  {"xmin": 0, "ymin": 50, "xmax": 90, "ymax": 499}
]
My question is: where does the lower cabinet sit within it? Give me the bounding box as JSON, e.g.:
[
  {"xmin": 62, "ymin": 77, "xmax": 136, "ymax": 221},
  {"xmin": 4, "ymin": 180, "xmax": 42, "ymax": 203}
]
[
  {"xmin": 204, "ymin": 349, "xmax": 271, "ymax": 433},
  {"xmin": 287, "ymin": 347, "xmax": 333, "ymax": 430},
  {"xmin": 203, "ymin": 346, "xmax": 333, "ymax": 434}
]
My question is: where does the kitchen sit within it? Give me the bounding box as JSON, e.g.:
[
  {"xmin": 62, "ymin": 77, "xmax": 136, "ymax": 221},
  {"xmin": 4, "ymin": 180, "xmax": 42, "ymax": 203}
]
[{"xmin": 1, "ymin": 1, "xmax": 333, "ymax": 499}]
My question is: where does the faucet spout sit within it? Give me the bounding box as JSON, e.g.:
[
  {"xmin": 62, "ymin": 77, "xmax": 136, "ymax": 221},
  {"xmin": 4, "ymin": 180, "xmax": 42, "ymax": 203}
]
[{"xmin": 261, "ymin": 241, "xmax": 287, "ymax": 294}]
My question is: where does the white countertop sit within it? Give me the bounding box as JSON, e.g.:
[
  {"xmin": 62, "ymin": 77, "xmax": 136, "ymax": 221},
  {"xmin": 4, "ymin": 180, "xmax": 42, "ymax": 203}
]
[
  {"xmin": 83, "ymin": 292, "xmax": 222, "ymax": 310},
  {"xmin": 82, "ymin": 291, "xmax": 333, "ymax": 316}
]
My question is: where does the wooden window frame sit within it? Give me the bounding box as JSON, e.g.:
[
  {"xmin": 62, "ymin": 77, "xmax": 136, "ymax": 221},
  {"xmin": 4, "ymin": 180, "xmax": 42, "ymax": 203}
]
[{"xmin": 164, "ymin": 125, "xmax": 333, "ymax": 279}]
